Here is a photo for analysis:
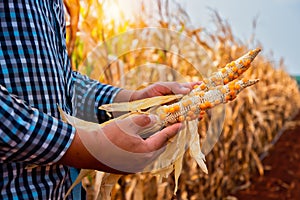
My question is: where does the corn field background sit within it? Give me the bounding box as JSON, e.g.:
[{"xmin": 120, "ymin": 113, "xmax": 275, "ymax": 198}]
[{"xmin": 64, "ymin": 0, "xmax": 300, "ymax": 199}]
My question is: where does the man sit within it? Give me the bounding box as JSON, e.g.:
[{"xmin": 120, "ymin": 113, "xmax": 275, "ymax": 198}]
[{"xmin": 0, "ymin": 1, "xmax": 197, "ymax": 199}]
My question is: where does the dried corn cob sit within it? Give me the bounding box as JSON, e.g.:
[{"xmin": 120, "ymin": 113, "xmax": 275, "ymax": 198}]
[
  {"xmin": 198, "ymin": 48, "xmax": 261, "ymax": 89},
  {"xmin": 155, "ymin": 79, "xmax": 259, "ymax": 125}
]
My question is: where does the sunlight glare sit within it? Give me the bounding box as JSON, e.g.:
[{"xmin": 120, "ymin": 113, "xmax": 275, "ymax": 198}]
[{"xmin": 103, "ymin": 0, "xmax": 138, "ymax": 24}]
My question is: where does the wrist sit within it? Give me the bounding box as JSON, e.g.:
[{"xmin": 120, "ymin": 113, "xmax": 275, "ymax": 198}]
[{"xmin": 113, "ymin": 89, "xmax": 136, "ymax": 103}]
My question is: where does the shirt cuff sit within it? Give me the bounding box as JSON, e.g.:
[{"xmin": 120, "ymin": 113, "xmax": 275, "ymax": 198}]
[{"xmin": 96, "ymin": 86, "xmax": 122, "ymax": 123}]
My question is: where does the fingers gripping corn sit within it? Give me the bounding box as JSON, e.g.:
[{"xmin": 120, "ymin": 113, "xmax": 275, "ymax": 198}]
[{"xmin": 125, "ymin": 48, "xmax": 261, "ymax": 138}]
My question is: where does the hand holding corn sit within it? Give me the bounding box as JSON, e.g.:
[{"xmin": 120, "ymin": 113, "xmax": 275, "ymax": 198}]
[{"xmin": 100, "ymin": 48, "xmax": 261, "ymax": 139}]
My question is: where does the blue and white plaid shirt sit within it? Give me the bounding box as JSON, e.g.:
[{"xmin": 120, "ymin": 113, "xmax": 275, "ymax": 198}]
[{"xmin": 0, "ymin": 1, "xmax": 120, "ymax": 199}]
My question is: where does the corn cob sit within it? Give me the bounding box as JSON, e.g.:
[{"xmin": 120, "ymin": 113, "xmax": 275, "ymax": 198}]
[
  {"xmin": 155, "ymin": 78, "xmax": 259, "ymax": 125},
  {"xmin": 198, "ymin": 48, "xmax": 261, "ymax": 89}
]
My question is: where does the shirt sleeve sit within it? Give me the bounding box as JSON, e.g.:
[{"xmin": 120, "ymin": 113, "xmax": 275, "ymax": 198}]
[
  {"xmin": 0, "ymin": 84, "xmax": 76, "ymax": 165},
  {"xmin": 71, "ymin": 71, "xmax": 122, "ymax": 123}
]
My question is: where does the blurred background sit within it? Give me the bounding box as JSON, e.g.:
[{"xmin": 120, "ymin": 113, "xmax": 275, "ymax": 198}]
[
  {"xmin": 64, "ymin": 0, "xmax": 300, "ymax": 199},
  {"xmin": 178, "ymin": 0, "xmax": 300, "ymax": 76}
]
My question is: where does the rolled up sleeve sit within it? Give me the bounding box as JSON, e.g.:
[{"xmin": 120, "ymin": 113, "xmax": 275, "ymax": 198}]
[{"xmin": 71, "ymin": 71, "xmax": 121, "ymax": 123}]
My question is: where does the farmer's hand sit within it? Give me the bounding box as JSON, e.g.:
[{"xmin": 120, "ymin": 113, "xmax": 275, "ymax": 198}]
[
  {"xmin": 131, "ymin": 81, "xmax": 202, "ymax": 100},
  {"xmin": 114, "ymin": 81, "xmax": 202, "ymax": 103},
  {"xmin": 58, "ymin": 112, "xmax": 183, "ymax": 174},
  {"xmin": 113, "ymin": 81, "xmax": 205, "ymax": 120}
]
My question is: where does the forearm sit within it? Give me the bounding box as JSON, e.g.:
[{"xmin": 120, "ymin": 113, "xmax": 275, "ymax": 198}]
[{"xmin": 57, "ymin": 131, "xmax": 126, "ymax": 174}]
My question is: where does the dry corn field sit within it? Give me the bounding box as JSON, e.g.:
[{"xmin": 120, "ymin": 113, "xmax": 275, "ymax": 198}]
[{"xmin": 64, "ymin": 0, "xmax": 300, "ymax": 199}]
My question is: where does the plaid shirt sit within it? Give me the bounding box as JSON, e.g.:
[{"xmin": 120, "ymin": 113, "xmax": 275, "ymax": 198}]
[{"xmin": 0, "ymin": 1, "xmax": 120, "ymax": 199}]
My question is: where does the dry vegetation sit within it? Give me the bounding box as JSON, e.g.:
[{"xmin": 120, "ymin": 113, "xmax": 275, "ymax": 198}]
[{"xmin": 64, "ymin": 0, "xmax": 300, "ymax": 199}]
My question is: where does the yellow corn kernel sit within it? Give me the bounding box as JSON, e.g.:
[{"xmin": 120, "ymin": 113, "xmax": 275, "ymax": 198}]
[
  {"xmin": 163, "ymin": 106, "xmax": 169, "ymax": 113},
  {"xmin": 232, "ymin": 65, "xmax": 238, "ymax": 72},
  {"xmin": 173, "ymin": 104, "xmax": 180, "ymax": 111},
  {"xmin": 225, "ymin": 95, "xmax": 231, "ymax": 101},
  {"xmin": 220, "ymin": 87, "xmax": 227, "ymax": 94},
  {"xmin": 199, "ymin": 103, "xmax": 206, "ymax": 110},
  {"xmin": 223, "ymin": 78, "xmax": 229, "ymax": 84},
  {"xmin": 228, "ymin": 83, "xmax": 235, "ymax": 91},
  {"xmin": 243, "ymin": 59, "xmax": 251, "ymax": 66},
  {"xmin": 221, "ymin": 68, "xmax": 227, "ymax": 73},
  {"xmin": 200, "ymin": 110, "xmax": 206, "ymax": 115},
  {"xmin": 242, "ymin": 77, "xmax": 248, "ymax": 83},
  {"xmin": 200, "ymin": 83, "xmax": 207, "ymax": 90},
  {"xmin": 193, "ymin": 84, "xmax": 199, "ymax": 89},
  {"xmin": 178, "ymin": 115, "xmax": 185, "ymax": 122},
  {"xmin": 229, "ymin": 90, "xmax": 236, "ymax": 96},
  {"xmin": 205, "ymin": 101, "xmax": 212, "ymax": 108},
  {"xmin": 169, "ymin": 107, "xmax": 175, "ymax": 113},
  {"xmin": 234, "ymin": 84, "xmax": 241, "ymax": 90}
]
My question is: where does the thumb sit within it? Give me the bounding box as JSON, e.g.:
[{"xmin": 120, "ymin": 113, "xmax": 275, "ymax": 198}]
[
  {"xmin": 110, "ymin": 114, "xmax": 158, "ymax": 137},
  {"xmin": 145, "ymin": 123, "xmax": 184, "ymax": 151}
]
